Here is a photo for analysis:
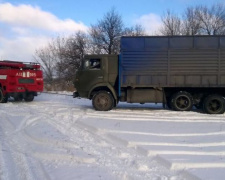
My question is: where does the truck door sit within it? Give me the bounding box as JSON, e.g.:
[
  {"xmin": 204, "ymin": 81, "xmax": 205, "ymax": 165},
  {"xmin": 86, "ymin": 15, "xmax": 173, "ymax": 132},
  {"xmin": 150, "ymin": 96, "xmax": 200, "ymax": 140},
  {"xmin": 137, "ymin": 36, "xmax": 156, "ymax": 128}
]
[{"xmin": 77, "ymin": 58, "xmax": 104, "ymax": 92}]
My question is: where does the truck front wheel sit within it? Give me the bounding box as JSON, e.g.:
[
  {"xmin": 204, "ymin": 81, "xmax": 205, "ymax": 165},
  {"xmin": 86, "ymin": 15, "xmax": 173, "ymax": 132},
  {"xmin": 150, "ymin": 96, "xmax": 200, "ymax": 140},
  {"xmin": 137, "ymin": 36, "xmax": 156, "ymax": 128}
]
[
  {"xmin": 171, "ymin": 91, "xmax": 193, "ymax": 111},
  {"xmin": 92, "ymin": 91, "xmax": 114, "ymax": 111},
  {"xmin": 203, "ymin": 95, "xmax": 225, "ymax": 114}
]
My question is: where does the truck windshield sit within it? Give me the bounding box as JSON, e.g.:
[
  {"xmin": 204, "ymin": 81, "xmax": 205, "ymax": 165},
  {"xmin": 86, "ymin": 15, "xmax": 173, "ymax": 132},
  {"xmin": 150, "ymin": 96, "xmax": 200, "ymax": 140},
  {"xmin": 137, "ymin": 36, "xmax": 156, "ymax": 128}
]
[{"xmin": 84, "ymin": 59, "xmax": 101, "ymax": 70}]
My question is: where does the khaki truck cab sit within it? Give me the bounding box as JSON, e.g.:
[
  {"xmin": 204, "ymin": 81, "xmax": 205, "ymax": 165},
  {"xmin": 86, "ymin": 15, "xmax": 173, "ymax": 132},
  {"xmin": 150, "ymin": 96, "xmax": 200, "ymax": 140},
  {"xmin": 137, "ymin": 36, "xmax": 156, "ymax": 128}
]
[{"xmin": 74, "ymin": 55, "xmax": 119, "ymax": 110}]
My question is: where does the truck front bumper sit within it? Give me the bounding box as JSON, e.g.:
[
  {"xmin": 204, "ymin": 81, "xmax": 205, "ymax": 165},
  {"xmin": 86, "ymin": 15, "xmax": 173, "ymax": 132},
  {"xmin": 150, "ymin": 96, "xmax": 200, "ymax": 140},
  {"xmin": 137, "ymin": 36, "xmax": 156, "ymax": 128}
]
[{"xmin": 73, "ymin": 91, "xmax": 80, "ymax": 98}]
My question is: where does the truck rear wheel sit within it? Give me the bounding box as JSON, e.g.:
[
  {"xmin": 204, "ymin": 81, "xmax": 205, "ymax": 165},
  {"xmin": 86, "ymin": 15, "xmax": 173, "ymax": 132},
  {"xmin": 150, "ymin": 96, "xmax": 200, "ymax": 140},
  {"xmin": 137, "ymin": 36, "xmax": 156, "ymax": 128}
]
[
  {"xmin": 24, "ymin": 93, "xmax": 34, "ymax": 102},
  {"xmin": 203, "ymin": 95, "xmax": 225, "ymax": 114},
  {"xmin": 171, "ymin": 91, "xmax": 193, "ymax": 111},
  {"xmin": 92, "ymin": 91, "xmax": 114, "ymax": 111},
  {"xmin": 14, "ymin": 94, "xmax": 23, "ymax": 101},
  {"xmin": 0, "ymin": 88, "xmax": 8, "ymax": 103}
]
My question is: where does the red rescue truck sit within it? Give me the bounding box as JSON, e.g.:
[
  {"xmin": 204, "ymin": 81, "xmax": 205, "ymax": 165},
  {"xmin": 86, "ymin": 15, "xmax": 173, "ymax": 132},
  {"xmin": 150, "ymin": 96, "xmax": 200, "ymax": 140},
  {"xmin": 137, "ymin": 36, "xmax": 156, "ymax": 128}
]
[{"xmin": 0, "ymin": 60, "xmax": 43, "ymax": 103}]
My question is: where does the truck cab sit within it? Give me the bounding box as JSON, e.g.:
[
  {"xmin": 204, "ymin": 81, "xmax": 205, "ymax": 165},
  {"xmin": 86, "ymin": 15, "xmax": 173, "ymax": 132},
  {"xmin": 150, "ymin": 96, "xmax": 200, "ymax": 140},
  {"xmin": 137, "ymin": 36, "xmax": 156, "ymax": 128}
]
[{"xmin": 74, "ymin": 55, "xmax": 118, "ymax": 110}]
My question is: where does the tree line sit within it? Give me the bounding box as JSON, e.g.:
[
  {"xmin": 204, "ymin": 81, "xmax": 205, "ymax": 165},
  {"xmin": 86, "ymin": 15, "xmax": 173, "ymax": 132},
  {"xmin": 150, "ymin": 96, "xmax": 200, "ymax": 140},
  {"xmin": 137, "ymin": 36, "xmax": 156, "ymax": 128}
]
[
  {"xmin": 160, "ymin": 3, "xmax": 225, "ymax": 36},
  {"xmin": 34, "ymin": 4, "xmax": 225, "ymax": 91}
]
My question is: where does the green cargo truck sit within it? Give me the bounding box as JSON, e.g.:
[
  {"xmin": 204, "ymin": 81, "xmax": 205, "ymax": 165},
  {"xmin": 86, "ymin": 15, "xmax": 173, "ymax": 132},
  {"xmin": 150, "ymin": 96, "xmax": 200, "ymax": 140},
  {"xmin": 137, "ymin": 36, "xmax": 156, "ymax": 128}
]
[{"xmin": 74, "ymin": 36, "xmax": 225, "ymax": 114}]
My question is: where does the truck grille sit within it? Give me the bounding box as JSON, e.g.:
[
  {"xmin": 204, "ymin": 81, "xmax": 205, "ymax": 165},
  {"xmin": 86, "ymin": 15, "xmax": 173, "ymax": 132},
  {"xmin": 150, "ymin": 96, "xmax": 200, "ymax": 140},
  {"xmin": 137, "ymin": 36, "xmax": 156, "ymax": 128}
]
[{"xmin": 19, "ymin": 78, "xmax": 34, "ymax": 84}]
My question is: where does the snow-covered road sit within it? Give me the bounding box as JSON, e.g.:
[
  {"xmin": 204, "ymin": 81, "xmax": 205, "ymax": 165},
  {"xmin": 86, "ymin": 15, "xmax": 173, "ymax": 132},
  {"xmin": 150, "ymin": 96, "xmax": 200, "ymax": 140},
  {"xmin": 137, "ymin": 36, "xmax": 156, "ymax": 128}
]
[{"xmin": 0, "ymin": 93, "xmax": 225, "ymax": 180}]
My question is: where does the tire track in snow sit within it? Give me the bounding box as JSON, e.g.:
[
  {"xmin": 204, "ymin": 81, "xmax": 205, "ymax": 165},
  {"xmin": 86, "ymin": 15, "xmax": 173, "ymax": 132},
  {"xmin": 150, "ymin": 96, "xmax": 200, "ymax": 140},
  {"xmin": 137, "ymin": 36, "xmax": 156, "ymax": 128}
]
[
  {"xmin": 25, "ymin": 102, "xmax": 185, "ymax": 180},
  {"xmin": 86, "ymin": 111, "xmax": 225, "ymax": 123},
  {"xmin": 40, "ymin": 93, "xmax": 194, "ymax": 179},
  {"xmin": 74, "ymin": 119, "xmax": 188, "ymax": 180},
  {"xmin": 20, "ymin": 105, "xmax": 97, "ymax": 167},
  {"xmin": 30, "ymin": 94, "xmax": 225, "ymax": 178},
  {"xmin": 105, "ymin": 129, "xmax": 225, "ymax": 137},
  {"xmin": 55, "ymin": 113, "xmax": 184, "ymax": 179},
  {"xmin": 0, "ymin": 125, "xmax": 14, "ymax": 180},
  {"xmin": 1, "ymin": 94, "xmax": 190, "ymax": 179},
  {"xmin": 0, "ymin": 114, "xmax": 34, "ymax": 180},
  {"xmin": 74, "ymin": 105, "xmax": 225, "ymax": 179},
  {"xmin": 0, "ymin": 112, "xmax": 50, "ymax": 180}
]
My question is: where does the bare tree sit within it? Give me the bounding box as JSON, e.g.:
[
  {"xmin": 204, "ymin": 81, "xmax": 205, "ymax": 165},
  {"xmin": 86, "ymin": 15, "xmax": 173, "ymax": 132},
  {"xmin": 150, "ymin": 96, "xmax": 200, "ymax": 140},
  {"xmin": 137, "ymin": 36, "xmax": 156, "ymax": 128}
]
[
  {"xmin": 34, "ymin": 32, "xmax": 89, "ymax": 90},
  {"xmin": 211, "ymin": 3, "xmax": 225, "ymax": 35},
  {"xmin": 182, "ymin": 7, "xmax": 201, "ymax": 35},
  {"xmin": 52, "ymin": 36, "xmax": 67, "ymax": 80},
  {"xmin": 90, "ymin": 8, "xmax": 124, "ymax": 54},
  {"xmin": 58, "ymin": 31, "xmax": 89, "ymax": 81},
  {"xmin": 160, "ymin": 10, "xmax": 182, "ymax": 36},
  {"xmin": 197, "ymin": 3, "xmax": 225, "ymax": 35},
  {"xmin": 123, "ymin": 24, "xmax": 146, "ymax": 36},
  {"xmin": 34, "ymin": 40, "xmax": 59, "ymax": 85}
]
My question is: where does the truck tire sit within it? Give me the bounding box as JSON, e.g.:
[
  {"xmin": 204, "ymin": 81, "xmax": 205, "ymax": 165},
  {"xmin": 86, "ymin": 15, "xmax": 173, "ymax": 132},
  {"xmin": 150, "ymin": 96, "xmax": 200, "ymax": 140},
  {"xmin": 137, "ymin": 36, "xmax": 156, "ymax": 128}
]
[
  {"xmin": 171, "ymin": 91, "xmax": 193, "ymax": 111},
  {"xmin": 92, "ymin": 91, "xmax": 114, "ymax": 111},
  {"xmin": 24, "ymin": 93, "xmax": 34, "ymax": 102},
  {"xmin": 14, "ymin": 94, "xmax": 23, "ymax": 101},
  {"xmin": 203, "ymin": 95, "xmax": 225, "ymax": 114},
  {"xmin": 0, "ymin": 88, "xmax": 8, "ymax": 103}
]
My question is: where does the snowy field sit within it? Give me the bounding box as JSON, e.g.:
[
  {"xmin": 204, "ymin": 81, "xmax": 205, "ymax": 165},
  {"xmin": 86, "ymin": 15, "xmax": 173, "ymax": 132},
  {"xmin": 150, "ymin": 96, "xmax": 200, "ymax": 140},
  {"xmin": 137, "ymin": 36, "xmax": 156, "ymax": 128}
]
[{"xmin": 0, "ymin": 93, "xmax": 225, "ymax": 180}]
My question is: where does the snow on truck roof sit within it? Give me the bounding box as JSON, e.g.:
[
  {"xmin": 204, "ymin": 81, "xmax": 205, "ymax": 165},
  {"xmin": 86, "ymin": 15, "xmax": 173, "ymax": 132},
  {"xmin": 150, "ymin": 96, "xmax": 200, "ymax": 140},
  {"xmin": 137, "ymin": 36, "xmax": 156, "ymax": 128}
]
[{"xmin": 0, "ymin": 60, "xmax": 40, "ymax": 69}]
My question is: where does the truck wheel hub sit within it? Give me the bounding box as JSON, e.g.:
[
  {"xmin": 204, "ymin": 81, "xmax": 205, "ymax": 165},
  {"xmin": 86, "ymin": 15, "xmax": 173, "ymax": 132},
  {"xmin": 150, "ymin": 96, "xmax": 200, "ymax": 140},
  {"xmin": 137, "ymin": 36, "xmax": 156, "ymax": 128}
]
[{"xmin": 100, "ymin": 98, "xmax": 107, "ymax": 105}]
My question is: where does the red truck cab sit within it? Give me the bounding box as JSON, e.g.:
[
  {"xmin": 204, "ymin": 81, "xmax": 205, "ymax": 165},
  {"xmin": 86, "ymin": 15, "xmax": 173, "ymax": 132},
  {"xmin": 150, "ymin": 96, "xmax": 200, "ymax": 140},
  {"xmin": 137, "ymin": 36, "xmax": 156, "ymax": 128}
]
[{"xmin": 0, "ymin": 60, "xmax": 43, "ymax": 103}]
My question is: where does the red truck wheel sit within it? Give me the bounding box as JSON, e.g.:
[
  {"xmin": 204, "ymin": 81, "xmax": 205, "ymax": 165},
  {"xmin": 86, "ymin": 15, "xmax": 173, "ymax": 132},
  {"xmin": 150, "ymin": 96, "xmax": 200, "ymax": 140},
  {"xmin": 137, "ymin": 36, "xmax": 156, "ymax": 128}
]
[
  {"xmin": 24, "ymin": 93, "xmax": 34, "ymax": 102},
  {"xmin": 14, "ymin": 94, "xmax": 23, "ymax": 101},
  {"xmin": 0, "ymin": 88, "xmax": 8, "ymax": 103}
]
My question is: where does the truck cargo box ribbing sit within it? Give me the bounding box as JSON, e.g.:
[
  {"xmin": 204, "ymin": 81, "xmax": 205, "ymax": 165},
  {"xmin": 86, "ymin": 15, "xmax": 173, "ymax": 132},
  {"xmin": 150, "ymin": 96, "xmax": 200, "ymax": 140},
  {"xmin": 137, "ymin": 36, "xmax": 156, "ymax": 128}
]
[{"xmin": 120, "ymin": 36, "xmax": 225, "ymax": 88}]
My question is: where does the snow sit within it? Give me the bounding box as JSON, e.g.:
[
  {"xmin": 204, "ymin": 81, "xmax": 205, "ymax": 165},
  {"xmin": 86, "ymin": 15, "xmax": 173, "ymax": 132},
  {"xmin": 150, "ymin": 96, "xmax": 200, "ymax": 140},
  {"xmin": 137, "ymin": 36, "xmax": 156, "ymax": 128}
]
[{"xmin": 0, "ymin": 93, "xmax": 225, "ymax": 180}]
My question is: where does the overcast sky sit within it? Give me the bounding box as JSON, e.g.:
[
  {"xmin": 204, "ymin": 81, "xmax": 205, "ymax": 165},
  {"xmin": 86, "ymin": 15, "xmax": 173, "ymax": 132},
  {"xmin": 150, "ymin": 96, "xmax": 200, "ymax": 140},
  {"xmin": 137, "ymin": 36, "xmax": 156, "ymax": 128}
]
[{"xmin": 0, "ymin": 0, "xmax": 224, "ymax": 61}]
